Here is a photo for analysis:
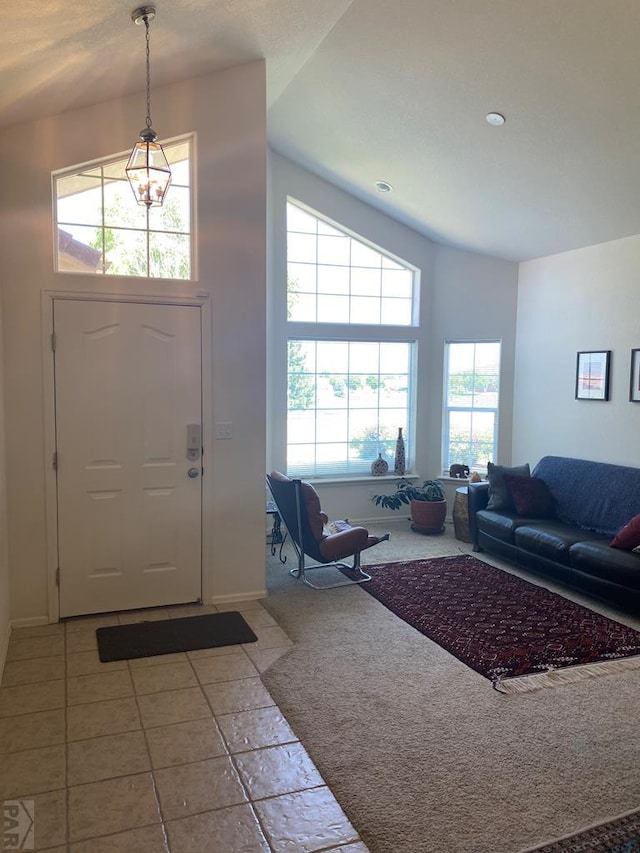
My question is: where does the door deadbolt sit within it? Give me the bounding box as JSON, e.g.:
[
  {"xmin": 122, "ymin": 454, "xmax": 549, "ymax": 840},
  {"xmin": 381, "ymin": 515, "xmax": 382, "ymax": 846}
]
[
  {"xmin": 186, "ymin": 424, "xmax": 201, "ymax": 460},
  {"xmin": 187, "ymin": 467, "xmax": 200, "ymax": 479}
]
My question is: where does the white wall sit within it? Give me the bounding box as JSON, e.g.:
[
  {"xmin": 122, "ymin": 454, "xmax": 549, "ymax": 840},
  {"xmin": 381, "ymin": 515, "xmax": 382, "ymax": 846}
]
[
  {"xmin": 429, "ymin": 246, "xmax": 519, "ymax": 472},
  {"xmin": 0, "ymin": 300, "xmax": 10, "ymax": 667},
  {"xmin": 268, "ymin": 151, "xmax": 519, "ymax": 521},
  {"xmin": 514, "ymin": 235, "xmax": 640, "ymax": 468},
  {"xmin": 0, "ymin": 62, "xmax": 267, "ymax": 622}
]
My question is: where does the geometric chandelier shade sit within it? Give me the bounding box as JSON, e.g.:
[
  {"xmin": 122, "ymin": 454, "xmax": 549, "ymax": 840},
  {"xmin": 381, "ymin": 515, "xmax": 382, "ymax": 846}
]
[{"xmin": 126, "ymin": 5, "xmax": 171, "ymax": 208}]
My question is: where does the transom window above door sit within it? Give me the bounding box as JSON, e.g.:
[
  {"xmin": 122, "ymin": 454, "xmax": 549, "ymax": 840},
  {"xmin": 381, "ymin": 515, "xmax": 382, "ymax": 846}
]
[{"xmin": 53, "ymin": 136, "xmax": 193, "ymax": 280}]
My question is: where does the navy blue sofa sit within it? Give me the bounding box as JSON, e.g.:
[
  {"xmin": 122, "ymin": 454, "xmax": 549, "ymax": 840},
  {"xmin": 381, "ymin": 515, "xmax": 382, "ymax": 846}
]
[{"xmin": 468, "ymin": 456, "xmax": 640, "ymax": 612}]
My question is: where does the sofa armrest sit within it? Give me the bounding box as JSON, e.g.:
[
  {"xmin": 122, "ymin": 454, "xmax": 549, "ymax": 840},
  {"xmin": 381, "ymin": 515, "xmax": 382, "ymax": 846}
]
[{"xmin": 468, "ymin": 482, "xmax": 490, "ymax": 551}]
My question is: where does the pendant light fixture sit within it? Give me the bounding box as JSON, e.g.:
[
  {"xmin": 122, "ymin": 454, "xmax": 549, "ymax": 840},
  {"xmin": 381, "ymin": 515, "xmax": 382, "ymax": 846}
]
[{"xmin": 126, "ymin": 5, "xmax": 171, "ymax": 208}]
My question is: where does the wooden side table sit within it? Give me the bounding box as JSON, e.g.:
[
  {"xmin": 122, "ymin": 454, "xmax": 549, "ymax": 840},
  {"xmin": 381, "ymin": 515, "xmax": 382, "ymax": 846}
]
[{"xmin": 453, "ymin": 486, "xmax": 471, "ymax": 543}]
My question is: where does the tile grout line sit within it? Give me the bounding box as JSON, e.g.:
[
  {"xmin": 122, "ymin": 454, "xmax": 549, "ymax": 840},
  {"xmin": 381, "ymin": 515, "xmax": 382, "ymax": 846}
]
[
  {"xmin": 129, "ymin": 654, "xmax": 172, "ymax": 853},
  {"xmin": 64, "ymin": 615, "xmax": 162, "ymax": 849},
  {"xmin": 125, "ymin": 617, "xmax": 269, "ymax": 849},
  {"xmin": 236, "ymin": 607, "xmax": 368, "ymax": 852},
  {"xmin": 4, "ymin": 604, "xmax": 361, "ymax": 852},
  {"xmin": 196, "ymin": 629, "xmax": 281, "ymax": 851}
]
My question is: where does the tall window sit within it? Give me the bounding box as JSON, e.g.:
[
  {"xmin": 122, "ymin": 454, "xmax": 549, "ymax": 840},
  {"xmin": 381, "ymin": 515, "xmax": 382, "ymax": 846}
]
[
  {"xmin": 443, "ymin": 341, "xmax": 500, "ymax": 473},
  {"xmin": 286, "ymin": 200, "xmax": 417, "ymax": 477},
  {"xmin": 53, "ymin": 137, "xmax": 192, "ymax": 279}
]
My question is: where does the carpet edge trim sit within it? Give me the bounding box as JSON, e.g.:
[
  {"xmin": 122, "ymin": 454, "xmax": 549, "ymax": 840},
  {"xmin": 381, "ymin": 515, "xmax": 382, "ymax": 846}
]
[
  {"xmin": 517, "ymin": 804, "xmax": 640, "ymax": 852},
  {"xmin": 494, "ymin": 654, "xmax": 640, "ymax": 694}
]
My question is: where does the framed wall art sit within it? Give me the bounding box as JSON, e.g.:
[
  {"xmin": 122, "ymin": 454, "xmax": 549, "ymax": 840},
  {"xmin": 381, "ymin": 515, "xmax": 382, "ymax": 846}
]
[
  {"xmin": 630, "ymin": 349, "xmax": 640, "ymax": 402},
  {"xmin": 575, "ymin": 350, "xmax": 611, "ymax": 401}
]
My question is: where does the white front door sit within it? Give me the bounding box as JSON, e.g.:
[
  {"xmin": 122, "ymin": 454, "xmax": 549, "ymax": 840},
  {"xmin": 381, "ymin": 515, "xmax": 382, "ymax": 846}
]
[{"xmin": 54, "ymin": 299, "xmax": 203, "ymax": 618}]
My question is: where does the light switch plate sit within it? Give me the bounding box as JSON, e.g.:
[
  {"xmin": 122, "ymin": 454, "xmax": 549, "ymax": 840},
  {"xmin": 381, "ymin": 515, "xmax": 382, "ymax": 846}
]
[{"xmin": 215, "ymin": 422, "xmax": 232, "ymax": 440}]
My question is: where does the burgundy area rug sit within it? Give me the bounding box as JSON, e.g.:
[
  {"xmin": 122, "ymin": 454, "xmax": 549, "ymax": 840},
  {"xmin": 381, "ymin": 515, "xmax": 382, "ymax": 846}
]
[
  {"xmin": 521, "ymin": 806, "xmax": 640, "ymax": 852},
  {"xmin": 358, "ymin": 555, "xmax": 640, "ymax": 693}
]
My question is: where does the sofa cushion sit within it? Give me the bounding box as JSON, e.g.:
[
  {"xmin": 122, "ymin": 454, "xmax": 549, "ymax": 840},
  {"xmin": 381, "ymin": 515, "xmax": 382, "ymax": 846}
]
[
  {"xmin": 503, "ymin": 474, "xmax": 555, "ymax": 517},
  {"xmin": 570, "ymin": 540, "xmax": 640, "ymax": 589},
  {"xmin": 610, "ymin": 513, "xmax": 640, "ymax": 550},
  {"xmin": 476, "ymin": 509, "xmax": 541, "ymax": 544},
  {"xmin": 514, "ymin": 522, "xmax": 604, "ymax": 566},
  {"xmin": 486, "ymin": 462, "xmax": 531, "ymax": 511},
  {"xmin": 532, "ymin": 456, "xmax": 640, "ymax": 536}
]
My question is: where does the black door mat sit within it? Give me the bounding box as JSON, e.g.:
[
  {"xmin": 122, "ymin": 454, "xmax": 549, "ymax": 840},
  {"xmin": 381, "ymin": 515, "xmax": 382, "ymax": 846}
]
[{"xmin": 96, "ymin": 611, "xmax": 258, "ymax": 663}]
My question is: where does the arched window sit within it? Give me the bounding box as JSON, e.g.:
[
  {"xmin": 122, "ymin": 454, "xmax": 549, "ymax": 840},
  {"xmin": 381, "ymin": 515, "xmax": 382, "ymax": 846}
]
[{"xmin": 286, "ymin": 199, "xmax": 418, "ymax": 477}]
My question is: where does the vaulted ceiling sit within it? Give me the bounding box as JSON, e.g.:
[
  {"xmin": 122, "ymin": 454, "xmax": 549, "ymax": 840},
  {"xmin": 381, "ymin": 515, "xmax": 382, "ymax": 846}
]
[{"xmin": 4, "ymin": 1, "xmax": 640, "ymax": 261}]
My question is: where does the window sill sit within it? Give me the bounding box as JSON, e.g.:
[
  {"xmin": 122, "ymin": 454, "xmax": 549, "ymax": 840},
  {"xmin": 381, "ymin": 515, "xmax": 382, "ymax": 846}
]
[
  {"xmin": 438, "ymin": 476, "xmax": 487, "ymax": 484},
  {"xmin": 305, "ymin": 473, "xmax": 420, "ymax": 486}
]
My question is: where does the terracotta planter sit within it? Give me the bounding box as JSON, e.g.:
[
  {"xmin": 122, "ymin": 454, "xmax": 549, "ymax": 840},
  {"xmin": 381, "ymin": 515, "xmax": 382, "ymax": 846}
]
[{"xmin": 410, "ymin": 498, "xmax": 446, "ymax": 534}]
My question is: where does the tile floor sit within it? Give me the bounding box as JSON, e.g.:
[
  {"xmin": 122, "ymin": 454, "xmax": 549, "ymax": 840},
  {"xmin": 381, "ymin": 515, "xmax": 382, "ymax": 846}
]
[{"xmin": 0, "ymin": 600, "xmax": 370, "ymax": 853}]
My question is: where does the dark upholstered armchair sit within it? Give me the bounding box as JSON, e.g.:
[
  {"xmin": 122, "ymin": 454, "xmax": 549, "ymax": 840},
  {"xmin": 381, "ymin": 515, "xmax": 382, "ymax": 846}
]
[{"xmin": 266, "ymin": 471, "xmax": 390, "ymax": 589}]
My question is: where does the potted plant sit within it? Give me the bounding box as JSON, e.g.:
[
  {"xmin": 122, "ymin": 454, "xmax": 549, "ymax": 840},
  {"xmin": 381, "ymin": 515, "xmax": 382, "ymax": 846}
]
[{"xmin": 371, "ymin": 478, "xmax": 447, "ymax": 534}]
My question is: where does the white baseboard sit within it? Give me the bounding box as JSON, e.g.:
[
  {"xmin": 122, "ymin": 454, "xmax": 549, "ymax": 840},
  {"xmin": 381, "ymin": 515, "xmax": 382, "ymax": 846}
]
[
  {"xmin": 10, "ymin": 616, "xmax": 51, "ymax": 629},
  {"xmin": 210, "ymin": 589, "xmax": 267, "ymax": 605},
  {"xmin": 0, "ymin": 619, "xmax": 11, "ymax": 684},
  {"xmin": 355, "ymin": 516, "xmax": 455, "ymax": 526},
  {"xmin": 354, "ymin": 515, "xmax": 400, "ymax": 525}
]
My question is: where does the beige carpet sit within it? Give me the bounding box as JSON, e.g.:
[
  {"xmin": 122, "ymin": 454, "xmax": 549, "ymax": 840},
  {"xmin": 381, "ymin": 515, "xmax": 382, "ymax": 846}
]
[{"xmin": 260, "ymin": 520, "xmax": 640, "ymax": 853}]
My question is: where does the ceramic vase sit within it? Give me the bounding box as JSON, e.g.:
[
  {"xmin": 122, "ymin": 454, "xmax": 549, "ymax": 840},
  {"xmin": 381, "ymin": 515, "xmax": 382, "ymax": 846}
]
[
  {"xmin": 371, "ymin": 453, "xmax": 389, "ymax": 476},
  {"xmin": 394, "ymin": 427, "xmax": 406, "ymax": 475}
]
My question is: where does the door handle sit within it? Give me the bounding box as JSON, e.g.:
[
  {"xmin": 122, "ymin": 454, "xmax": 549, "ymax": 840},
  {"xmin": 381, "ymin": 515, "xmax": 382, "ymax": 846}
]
[{"xmin": 187, "ymin": 467, "xmax": 200, "ymax": 479}]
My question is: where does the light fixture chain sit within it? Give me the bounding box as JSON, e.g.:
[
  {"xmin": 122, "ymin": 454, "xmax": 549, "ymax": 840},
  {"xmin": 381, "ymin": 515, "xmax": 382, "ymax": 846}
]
[
  {"xmin": 144, "ymin": 13, "xmax": 152, "ymax": 129},
  {"xmin": 126, "ymin": 5, "xmax": 171, "ymax": 208}
]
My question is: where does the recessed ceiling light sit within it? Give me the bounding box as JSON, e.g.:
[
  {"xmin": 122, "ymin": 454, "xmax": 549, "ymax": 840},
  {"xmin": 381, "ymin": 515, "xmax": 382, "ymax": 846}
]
[
  {"xmin": 375, "ymin": 180, "xmax": 393, "ymax": 193},
  {"xmin": 486, "ymin": 112, "xmax": 505, "ymax": 126}
]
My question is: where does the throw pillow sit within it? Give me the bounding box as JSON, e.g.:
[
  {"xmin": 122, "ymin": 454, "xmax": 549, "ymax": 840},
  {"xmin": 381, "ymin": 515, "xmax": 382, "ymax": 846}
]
[
  {"xmin": 503, "ymin": 474, "xmax": 555, "ymax": 517},
  {"xmin": 610, "ymin": 513, "xmax": 640, "ymax": 550},
  {"xmin": 486, "ymin": 462, "xmax": 531, "ymax": 511},
  {"xmin": 326, "ymin": 519, "xmax": 353, "ymax": 534}
]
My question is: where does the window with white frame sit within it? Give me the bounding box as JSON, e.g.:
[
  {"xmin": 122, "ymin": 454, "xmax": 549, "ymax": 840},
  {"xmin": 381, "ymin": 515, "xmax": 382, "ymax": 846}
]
[
  {"xmin": 443, "ymin": 341, "xmax": 501, "ymax": 473},
  {"xmin": 53, "ymin": 136, "xmax": 192, "ymax": 279},
  {"xmin": 286, "ymin": 199, "xmax": 417, "ymax": 477}
]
